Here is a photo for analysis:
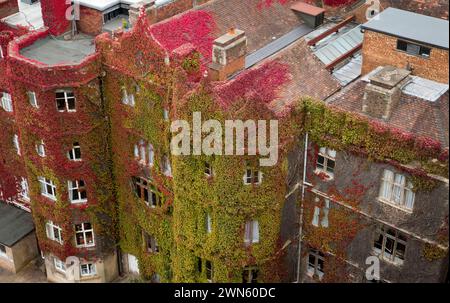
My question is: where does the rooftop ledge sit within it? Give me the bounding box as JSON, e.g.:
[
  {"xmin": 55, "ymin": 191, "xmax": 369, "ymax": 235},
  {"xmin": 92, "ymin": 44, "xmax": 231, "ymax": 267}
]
[{"xmin": 9, "ymin": 28, "xmax": 96, "ymax": 66}]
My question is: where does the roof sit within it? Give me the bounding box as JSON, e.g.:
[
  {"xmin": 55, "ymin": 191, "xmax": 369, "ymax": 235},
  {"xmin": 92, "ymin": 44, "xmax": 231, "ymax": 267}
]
[
  {"xmin": 0, "ymin": 202, "xmax": 35, "ymax": 247},
  {"xmin": 77, "ymin": 0, "xmax": 142, "ymax": 11},
  {"xmin": 379, "ymin": 0, "xmax": 449, "ymax": 20},
  {"xmin": 327, "ymin": 77, "xmax": 450, "ymax": 148},
  {"xmin": 290, "ymin": 2, "xmax": 325, "ymax": 16},
  {"xmin": 19, "ymin": 33, "xmax": 95, "ymax": 65},
  {"xmin": 362, "ymin": 7, "xmax": 449, "ymax": 49},
  {"xmin": 1, "ymin": 0, "xmax": 43, "ymax": 30},
  {"xmin": 197, "ymin": 0, "xmax": 303, "ymax": 55}
]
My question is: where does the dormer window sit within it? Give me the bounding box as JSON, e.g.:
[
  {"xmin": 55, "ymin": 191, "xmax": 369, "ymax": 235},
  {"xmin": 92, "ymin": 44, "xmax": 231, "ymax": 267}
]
[{"xmin": 56, "ymin": 90, "xmax": 76, "ymax": 112}]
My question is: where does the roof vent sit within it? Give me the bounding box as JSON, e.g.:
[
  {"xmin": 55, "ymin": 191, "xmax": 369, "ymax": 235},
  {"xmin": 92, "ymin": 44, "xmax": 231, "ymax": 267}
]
[{"xmin": 362, "ymin": 66, "xmax": 411, "ymax": 121}]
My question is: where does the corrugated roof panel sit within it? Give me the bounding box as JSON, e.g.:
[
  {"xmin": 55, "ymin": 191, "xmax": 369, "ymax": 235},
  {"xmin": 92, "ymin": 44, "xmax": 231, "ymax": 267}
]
[
  {"xmin": 333, "ymin": 54, "xmax": 362, "ymax": 86},
  {"xmin": 402, "ymin": 76, "xmax": 449, "ymax": 102}
]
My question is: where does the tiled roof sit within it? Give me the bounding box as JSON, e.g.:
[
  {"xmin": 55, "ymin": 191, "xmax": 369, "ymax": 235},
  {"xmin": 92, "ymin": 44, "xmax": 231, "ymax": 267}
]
[
  {"xmin": 380, "ymin": 0, "xmax": 449, "ymax": 20},
  {"xmin": 327, "ymin": 79, "xmax": 450, "ymax": 148},
  {"xmin": 269, "ymin": 38, "xmax": 341, "ymax": 113},
  {"xmin": 197, "ymin": 0, "xmax": 303, "ymax": 54}
]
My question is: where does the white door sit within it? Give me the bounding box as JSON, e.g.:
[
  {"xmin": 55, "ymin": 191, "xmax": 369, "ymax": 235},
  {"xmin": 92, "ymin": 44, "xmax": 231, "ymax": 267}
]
[{"xmin": 127, "ymin": 254, "xmax": 140, "ymax": 274}]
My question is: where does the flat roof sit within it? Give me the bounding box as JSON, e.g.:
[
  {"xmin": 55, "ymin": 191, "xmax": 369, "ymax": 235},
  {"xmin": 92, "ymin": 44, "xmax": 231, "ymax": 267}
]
[
  {"xmin": 362, "ymin": 7, "xmax": 449, "ymax": 49},
  {"xmin": 1, "ymin": 0, "xmax": 43, "ymax": 30},
  {"xmin": 0, "ymin": 202, "xmax": 34, "ymax": 247},
  {"xmin": 77, "ymin": 0, "xmax": 142, "ymax": 11},
  {"xmin": 20, "ymin": 34, "xmax": 96, "ymax": 65}
]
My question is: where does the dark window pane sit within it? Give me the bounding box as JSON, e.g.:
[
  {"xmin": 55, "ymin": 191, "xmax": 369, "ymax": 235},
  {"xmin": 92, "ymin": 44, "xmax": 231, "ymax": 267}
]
[
  {"xmin": 406, "ymin": 43, "xmax": 420, "ymax": 55},
  {"xmin": 374, "ymin": 233, "xmax": 383, "ymax": 250},
  {"xmin": 308, "ymin": 254, "xmax": 316, "ymax": 267},
  {"xmin": 251, "ymin": 269, "xmax": 258, "ymax": 283},
  {"xmin": 327, "ymin": 160, "xmax": 335, "ymax": 173},
  {"xmin": 396, "ymin": 242, "xmax": 406, "ymax": 260},
  {"xmin": 385, "ymin": 238, "xmax": 395, "ymax": 256},
  {"xmin": 317, "ymin": 155, "xmax": 325, "ymax": 168},
  {"xmin": 242, "ymin": 270, "xmax": 249, "ymax": 283},
  {"xmin": 397, "ymin": 40, "xmax": 408, "ymax": 51},
  {"xmin": 80, "ymin": 190, "xmax": 87, "ymax": 200},
  {"xmin": 420, "ymin": 46, "xmax": 431, "ymax": 57},
  {"xmin": 67, "ymin": 98, "xmax": 75, "ymax": 110}
]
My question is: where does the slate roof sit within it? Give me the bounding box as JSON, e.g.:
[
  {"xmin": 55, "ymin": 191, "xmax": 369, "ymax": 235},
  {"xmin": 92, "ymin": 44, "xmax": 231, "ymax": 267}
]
[
  {"xmin": 326, "ymin": 79, "xmax": 450, "ymax": 148},
  {"xmin": 0, "ymin": 202, "xmax": 35, "ymax": 247}
]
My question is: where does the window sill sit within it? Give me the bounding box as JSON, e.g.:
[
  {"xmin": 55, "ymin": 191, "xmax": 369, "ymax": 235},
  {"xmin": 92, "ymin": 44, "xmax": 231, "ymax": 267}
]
[
  {"xmin": 76, "ymin": 244, "xmax": 96, "ymax": 249},
  {"xmin": 314, "ymin": 169, "xmax": 334, "ymax": 181},
  {"xmin": 70, "ymin": 200, "xmax": 88, "ymax": 204},
  {"xmin": 377, "ymin": 198, "xmax": 413, "ymax": 214},
  {"xmin": 372, "ymin": 252, "xmax": 404, "ymax": 267}
]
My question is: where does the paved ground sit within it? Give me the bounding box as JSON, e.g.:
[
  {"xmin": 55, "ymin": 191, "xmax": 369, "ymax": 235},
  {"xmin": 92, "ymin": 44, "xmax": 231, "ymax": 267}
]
[{"xmin": 0, "ymin": 258, "xmax": 47, "ymax": 283}]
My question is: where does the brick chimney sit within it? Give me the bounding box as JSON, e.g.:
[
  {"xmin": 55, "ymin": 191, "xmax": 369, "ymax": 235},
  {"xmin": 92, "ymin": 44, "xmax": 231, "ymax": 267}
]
[
  {"xmin": 208, "ymin": 28, "xmax": 247, "ymax": 81},
  {"xmin": 362, "ymin": 66, "xmax": 411, "ymax": 121},
  {"xmin": 40, "ymin": 0, "xmax": 71, "ymax": 36}
]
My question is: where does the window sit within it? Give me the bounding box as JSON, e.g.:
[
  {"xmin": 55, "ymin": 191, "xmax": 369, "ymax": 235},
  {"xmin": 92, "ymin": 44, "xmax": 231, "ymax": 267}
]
[
  {"xmin": 54, "ymin": 257, "xmax": 66, "ymax": 273},
  {"xmin": 80, "ymin": 263, "xmax": 96, "ymax": 277},
  {"xmin": 379, "ymin": 169, "xmax": 415, "ymax": 211},
  {"xmin": 312, "ymin": 197, "xmax": 331, "ymax": 228},
  {"xmin": 36, "ymin": 140, "xmax": 46, "ymax": 157},
  {"xmin": 20, "ymin": 177, "xmax": 30, "ymax": 201},
  {"xmin": 244, "ymin": 169, "xmax": 261, "ymax": 185},
  {"xmin": 196, "ymin": 258, "xmax": 213, "ymax": 282},
  {"xmin": 28, "ymin": 91, "xmax": 38, "ymax": 108},
  {"xmin": 205, "ymin": 260, "xmax": 213, "ymax": 282},
  {"xmin": 307, "ymin": 249, "xmax": 325, "ymax": 279},
  {"xmin": 204, "ymin": 162, "xmax": 213, "ymax": 177},
  {"xmin": 316, "ymin": 147, "xmax": 336, "ymax": 177},
  {"xmin": 144, "ymin": 233, "xmax": 159, "ymax": 253},
  {"xmin": 163, "ymin": 108, "xmax": 169, "ymax": 121},
  {"xmin": 206, "ymin": 213, "xmax": 212, "ymax": 234},
  {"xmin": 46, "ymin": 221, "xmax": 63, "ymax": 244},
  {"xmin": 13, "ymin": 134, "xmax": 20, "ymax": 155},
  {"xmin": 397, "ymin": 40, "xmax": 431, "ymax": 58},
  {"xmin": 75, "ymin": 223, "xmax": 95, "ymax": 248},
  {"xmin": 0, "ymin": 244, "xmax": 7, "ymax": 259},
  {"xmin": 68, "ymin": 180, "xmax": 87, "ymax": 203},
  {"xmin": 242, "ymin": 266, "xmax": 258, "ymax": 283},
  {"xmin": 0, "ymin": 47, "xmax": 3, "ymax": 59},
  {"xmin": 244, "ymin": 220, "xmax": 259, "ymax": 245},
  {"xmin": 1, "ymin": 92, "xmax": 12, "ymax": 112},
  {"xmin": 55, "ymin": 90, "xmax": 76, "ymax": 112},
  {"xmin": 38, "ymin": 177, "xmax": 56, "ymax": 201},
  {"xmin": 373, "ymin": 225, "xmax": 407, "ymax": 265},
  {"xmin": 122, "ymin": 87, "xmax": 135, "ymax": 106},
  {"xmin": 68, "ymin": 142, "xmax": 82, "ymax": 161},
  {"xmin": 162, "ymin": 154, "xmax": 172, "ymax": 176},
  {"xmin": 133, "ymin": 177, "xmax": 161, "ymax": 208},
  {"xmin": 134, "ymin": 141, "xmax": 154, "ymax": 166}
]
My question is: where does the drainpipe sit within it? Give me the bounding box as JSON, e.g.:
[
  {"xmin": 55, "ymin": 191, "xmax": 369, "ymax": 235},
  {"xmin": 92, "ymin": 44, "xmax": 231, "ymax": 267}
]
[{"xmin": 295, "ymin": 132, "xmax": 308, "ymax": 283}]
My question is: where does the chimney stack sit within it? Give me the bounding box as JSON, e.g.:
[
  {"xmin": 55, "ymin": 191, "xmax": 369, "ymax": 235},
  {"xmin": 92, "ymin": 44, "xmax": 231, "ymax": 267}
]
[
  {"xmin": 208, "ymin": 28, "xmax": 247, "ymax": 81},
  {"xmin": 362, "ymin": 66, "xmax": 411, "ymax": 121},
  {"xmin": 129, "ymin": 0, "xmax": 156, "ymax": 26},
  {"xmin": 40, "ymin": 0, "xmax": 71, "ymax": 36}
]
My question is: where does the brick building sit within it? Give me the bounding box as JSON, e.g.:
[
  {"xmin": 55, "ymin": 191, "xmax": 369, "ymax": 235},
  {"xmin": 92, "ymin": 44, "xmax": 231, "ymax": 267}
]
[{"xmin": 0, "ymin": 0, "xmax": 448, "ymax": 283}]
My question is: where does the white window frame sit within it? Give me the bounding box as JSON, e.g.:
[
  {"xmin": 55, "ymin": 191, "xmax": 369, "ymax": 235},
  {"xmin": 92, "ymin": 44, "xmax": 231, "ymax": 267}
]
[
  {"xmin": 378, "ymin": 169, "xmax": 415, "ymax": 211},
  {"xmin": 244, "ymin": 220, "xmax": 260, "ymax": 245},
  {"xmin": 13, "ymin": 134, "xmax": 21, "ymax": 156},
  {"xmin": 206, "ymin": 213, "xmax": 212, "ymax": 234},
  {"xmin": 80, "ymin": 263, "xmax": 96, "ymax": 277},
  {"xmin": 20, "ymin": 177, "xmax": 30, "ymax": 201},
  {"xmin": 46, "ymin": 221, "xmax": 63, "ymax": 244},
  {"xmin": 75, "ymin": 222, "xmax": 95, "ymax": 248},
  {"xmin": 55, "ymin": 90, "xmax": 76, "ymax": 112},
  {"xmin": 162, "ymin": 154, "xmax": 172, "ymax": 177},
  {"xmin": 38, "ymin": 177, "xmax": 56, "ymax": 201},
  {"xmin": 54, "ymin": 257, "xmax": 66, "ymax": 273},
  {"xmin": 1, "ymin": 92, "xmax": 13, "ymax": 112},
  {"xmin": 243, "ymin": 169, "xmax": 262, "ymax": 185},
  {"xmin": 68, "ymin": 180, "xmax": 87, "ymax": 204},
  {"xmin": 205, "ymin": 162, "xmax": 213, "ymax": 177},
  {"xmin": 0, "ymin": 47, "xmax": 3, "ymax": 59},
  {"xmin": 373, "ymin": 226, "xmax": 407, "ymax": 265},
  {"xmin": 36, "ymin": 140, "xmax": 46, "ymax": 157},
  {"xmin": 27, "ymin": 91, "xmax": 38, "ymax": 108},
  {"xmin": 0, "ymin": 243, "xmax": 8, "ymax": 259},
  {"xmin": 315, "ymin": 147, "xmax": 336, "ymax": 178},
  {"xmin": 312, "ymin": 197, "xmax": 330, "ymax": 228},
  {"xmin": 68, "ymin": 142, "xmax": 82, "ymax": 161},
  {"xmin": 121, "ymin": 88, "xmax": 135, "ymax": 107},
  {"xmin": 307, "ymin": 249, "xmax": 325, "ymax": 280}
]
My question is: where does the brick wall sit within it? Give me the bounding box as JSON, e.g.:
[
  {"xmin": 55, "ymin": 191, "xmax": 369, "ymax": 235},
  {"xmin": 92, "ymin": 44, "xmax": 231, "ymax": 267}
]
[
  {"xmin": 362, "ymin": 30, "xmax": 449, "ymax": 83},
  {"xmin": 77, "ymin": 6, "xmax": 103, "ymax": 36},
  {"xmin": 0, "ymin": 0, "xmax": 18, "ymax": 20}
]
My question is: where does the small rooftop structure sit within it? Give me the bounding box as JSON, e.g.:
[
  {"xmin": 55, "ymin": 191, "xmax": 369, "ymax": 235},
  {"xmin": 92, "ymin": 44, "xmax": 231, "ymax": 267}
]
[
  {"xmin": 1, "ymin": 0, "xmax": 43, "ymax": 30},
  {"xmin": 19, "ymin": 33, "xmax": 95, "ymax": 65},
  {"xmin": 290, "ymin": 1, "xmax": 325, "ymax": 28},
  {"xmin": 0, "ymin": 202, "xmax": 34, "ymax": 247},
  {"xmin": 362, "ymin": 7, "xmax": 449, "ymax": 49}
]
